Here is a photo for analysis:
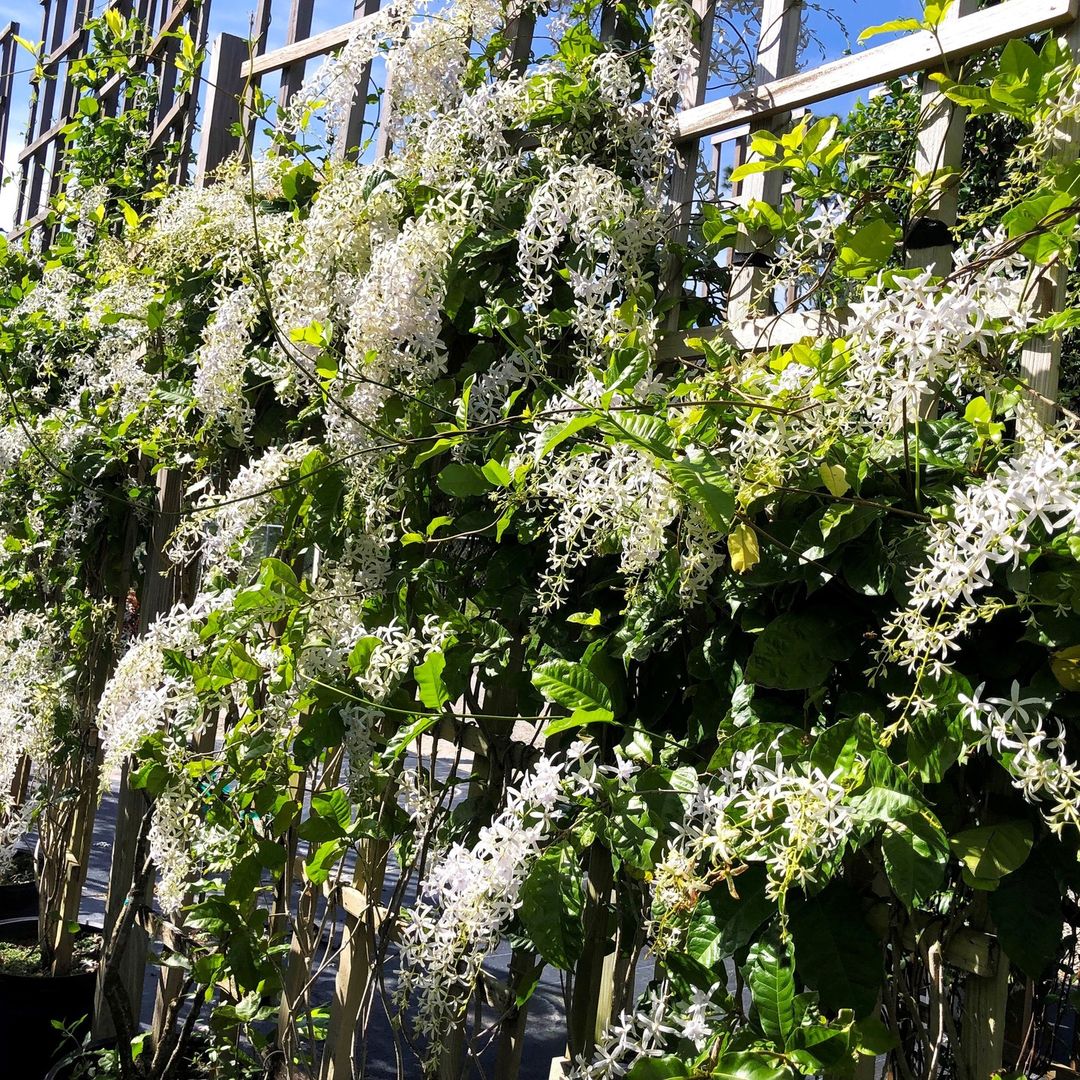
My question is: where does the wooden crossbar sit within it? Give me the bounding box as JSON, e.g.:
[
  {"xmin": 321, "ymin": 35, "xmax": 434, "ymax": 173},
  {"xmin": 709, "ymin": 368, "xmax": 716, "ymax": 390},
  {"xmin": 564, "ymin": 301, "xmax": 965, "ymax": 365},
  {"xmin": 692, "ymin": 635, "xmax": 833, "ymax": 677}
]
[
  {"xmin": 240, "ymin": 11, "xmax": 379, "ymax": 78},
  {"xmin": 677, "ymin": 0, "xmax": 1079, "ymax": 142}
]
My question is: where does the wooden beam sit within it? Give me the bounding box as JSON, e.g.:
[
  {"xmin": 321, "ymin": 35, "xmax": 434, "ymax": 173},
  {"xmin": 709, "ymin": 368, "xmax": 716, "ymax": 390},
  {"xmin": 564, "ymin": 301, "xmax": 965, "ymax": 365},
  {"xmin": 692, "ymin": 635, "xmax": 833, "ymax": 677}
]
[
  {"xmin": 17, "ymin": 119, "xmax": 67, "ymax": 164},
  {"xmin": 146, "ymin": 0, "xmax": 195, "ymax": 57},
  {"xmin": 1020, "ymin": 16, "xmax": 1080, "ymax": 424},
  {"xmin": 241, "ymin": 11, "xmax": 380, "ymax": 79},
  {"xmin": 677, "ymin": 0, "xmax": 1080, "ymax": 143},
  {"xmin": 149, "ymin": 92, "xmax": 189, "ymax": 146}
]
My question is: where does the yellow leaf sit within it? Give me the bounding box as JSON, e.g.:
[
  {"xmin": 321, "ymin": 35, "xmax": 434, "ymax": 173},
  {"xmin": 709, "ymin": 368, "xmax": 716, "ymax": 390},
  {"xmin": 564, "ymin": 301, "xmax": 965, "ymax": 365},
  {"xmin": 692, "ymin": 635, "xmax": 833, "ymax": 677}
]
[
  {"xmin": 819, "ymin": 463, "xmax": 850, "ymax": 498},
  {"xmin": 728, "ymin": 523, "xmax": 760, "ymax": 573},
  {"xmin": 1051, "ymin": 645, "xmax": 1080, "ymax": 690}
]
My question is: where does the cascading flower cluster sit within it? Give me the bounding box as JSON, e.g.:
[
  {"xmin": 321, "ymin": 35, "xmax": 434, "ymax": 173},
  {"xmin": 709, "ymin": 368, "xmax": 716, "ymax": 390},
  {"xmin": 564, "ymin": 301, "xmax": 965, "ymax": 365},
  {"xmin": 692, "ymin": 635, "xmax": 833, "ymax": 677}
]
[
  {"xmin": 397, "ymin": 753, "xmax": 569, "ymax": 1063},
  {"xmin": 168, "ymin": 441, "xmax": 312, "ymax": 573},
  {"xmin": 962, "ymin": 681, "xmax": 1080, "ymax": 834},
  {"xmin": 0, "ymin": 612, "xmax": 69, "ymax": 850},
  {"xmin": 881, "ymin": 439, "xmax": 1080, "ymax": 677},
  {"xmin": 96, "ymin": 590, "xmax": 234, "ymax": 782}
]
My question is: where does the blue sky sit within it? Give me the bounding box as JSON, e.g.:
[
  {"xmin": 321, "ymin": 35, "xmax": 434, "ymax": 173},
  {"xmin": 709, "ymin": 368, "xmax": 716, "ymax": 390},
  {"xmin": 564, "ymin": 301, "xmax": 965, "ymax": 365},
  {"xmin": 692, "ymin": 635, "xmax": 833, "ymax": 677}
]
[{"xmin": 0, "ymin": 0, "xmax": 923, "ymax": 225}]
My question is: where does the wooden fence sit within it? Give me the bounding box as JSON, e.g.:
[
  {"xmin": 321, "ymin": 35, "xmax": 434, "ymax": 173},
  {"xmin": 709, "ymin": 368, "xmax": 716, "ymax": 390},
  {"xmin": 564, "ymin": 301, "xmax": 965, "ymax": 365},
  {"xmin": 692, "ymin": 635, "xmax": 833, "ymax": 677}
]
[
  {"xmin": 2, "ymin": 0, "xmax": 211, "ymax": 238},
  {"xmin": 6, "ymin": 0, "xmax": 1080, "ymax": 1075}
]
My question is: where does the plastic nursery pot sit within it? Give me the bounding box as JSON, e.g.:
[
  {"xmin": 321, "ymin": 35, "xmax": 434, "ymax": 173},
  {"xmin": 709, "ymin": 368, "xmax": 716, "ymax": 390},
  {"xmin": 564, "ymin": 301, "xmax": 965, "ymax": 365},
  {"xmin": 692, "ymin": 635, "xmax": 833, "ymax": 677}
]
[
  {"xmin": 0, "ymin": 917, "xmax": 97, "ymax": 1080},
  {"xmin": 0, "ymin": 846, "xmax": 40, "ymax": 920}
]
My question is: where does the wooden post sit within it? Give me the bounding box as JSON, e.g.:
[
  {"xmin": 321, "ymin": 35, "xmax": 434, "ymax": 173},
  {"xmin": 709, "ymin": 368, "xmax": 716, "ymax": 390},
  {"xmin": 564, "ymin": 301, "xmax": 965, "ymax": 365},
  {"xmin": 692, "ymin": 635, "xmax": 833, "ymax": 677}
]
[
  {"xmin": 727, "ymin": 0, "xmax": 802, "ymax": 325},
  {"xmin": 567, "ymin": 841, "xmax": 617, "ymax": 1060},
  {"xmin": 663, "ymin": 0, "xmax": 716, "ymax": 329},
  {"xmin": 905, "ymin": 1, "xmax": 974, "ymax": 280},
  {"xmin": 149, "ymin": 710, "xmax": 220, "ymax": 1041},
  {"xmin": 1020, "ymin": 16, "xmax": 1080, "ymax": 425},
  {"xmin": 194, "ymin": 33, "xmax": 248, "ymax": 184},
  {"xmin": 961, "ymin": 899, "xmax": 1011, "ymax": 1078},
  {"xmin": 906, "ymin": 0, "xmax": 975, "ymax": 422},
  {"xmin": 318, "ymin": 837, "xmax": 390, "ymax": 1080}
]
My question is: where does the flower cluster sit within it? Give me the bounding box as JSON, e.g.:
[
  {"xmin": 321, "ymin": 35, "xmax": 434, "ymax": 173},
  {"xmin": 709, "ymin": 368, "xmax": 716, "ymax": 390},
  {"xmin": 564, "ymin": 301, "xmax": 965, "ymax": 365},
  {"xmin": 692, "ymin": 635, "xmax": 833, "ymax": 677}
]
[
  {"xmin": 397, "ymin": 754, "xmax": 567, "ymax": 1064},
  {"xmin": 168, "ymin": 441, "xmax": 311, "ymax": 574},
  {"xmin": 193, "ymin": 281, "xmax": 261, "ymax": 434},
  {"xmin": 96, "ymin": 591, "xmax": 233, "ymax": 782},
  {"xmin": 0, "ymin": 612, "xmax": 68, "ymax": 849},
  {"xmin": 962, "ymin": 681, "xmax": 1080, "ymax": 834},
  {"xmin": 882, "ymin": 439, "xmax": 1080, "ymax": 675}
]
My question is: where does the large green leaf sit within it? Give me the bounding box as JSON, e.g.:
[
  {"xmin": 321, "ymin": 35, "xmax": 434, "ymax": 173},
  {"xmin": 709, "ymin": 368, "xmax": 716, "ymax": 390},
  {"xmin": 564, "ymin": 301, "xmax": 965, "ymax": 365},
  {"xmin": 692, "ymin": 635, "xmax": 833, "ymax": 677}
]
[
  {"xmin": 687, "ymin": 865, "xmax": 774, "ymax": 963},
  {"xmin": 436, "ymin": 462, "xmax": 493, "ymax": 497},
  {"xmin": 949, "ymin": 821, "xmax": 1033, "ymax": 890},
  {"xmin": 745, "ymin": 612, "xmax": 848, "ymax": 691},
  {"xmin": 745, "ymin": 939, "xmax": 797, "ymax": 1048},
  {"xmin": 790, "ymin": 883, "xmax": 883, "ymax": 1019},
  {"xmin": 626, "ymin": 1057, "xmax": 689, "ymax": 1079},
  {"xmin": 988, "ymin": 851, "xmax": 1063, "ymax": 978},
  {"xmin": 836, "ymin": 218, "xmax": 898, "ymax": 277},
  {"xmin": 532, "ymin": 660, "xmax": 614, "ymax": 724},
  {"xmin": 710, "ymin": 1052, "xmax": 795, "ymax": 1080},
  {"xmin": 414, "ymin": 650, "xmax": 450, "ymax": 709},
  {"xmin": 663, "ymin": 447, "xmax": 735, "ymax": 532},
  {"xmin": 881, "ymin": 817, "xmax": 948, "ymax": 910},
  {"xmin": 518, "ymin": 843, "xmax": 583, "ymax": 969}
]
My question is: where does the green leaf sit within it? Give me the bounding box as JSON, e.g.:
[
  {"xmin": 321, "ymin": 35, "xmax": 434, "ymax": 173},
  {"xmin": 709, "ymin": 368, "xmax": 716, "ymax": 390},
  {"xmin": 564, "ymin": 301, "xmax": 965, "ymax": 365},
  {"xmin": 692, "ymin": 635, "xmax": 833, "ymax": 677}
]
[
  {"xmin": 988, "ymin": 851, "xmax": 1063, "ymax": 978},
  {"xmin": 746, "ymin": 938, "xmax": 797, "ymax": 1048},
  {"xmin": 414, "ymin": 651, "xmax": 450, "ymax": 710},
  {"xmin": 790, "ymin": 883, "xmax": 883, "ymax": 1019},
  {"xmin": 687, "ymin": 865, "xmax": 773, "ymax": 962},
  {"xmin": 710, "ymin": 1052, "xmax": 794, "ymax": 1080},
  {"xmin": 414, "ymin": 437, "xmax": 460, "ymax": 467},
  {"xmin": 532, "ymin": 660, "xmax": 613, "ymax": 716},
  {"xmin": 1002, "ymin": 192, "xmax": 1075, "ymax": 263},
  {"xmin": 518, "ymin": 843, "xmax": 583, "ymax": 969},
  {"xmin": 224, "ymin": 853, "xmax": 263, "ymax": 903},
  {"xmin": 923, "ymin": 0, "xmax": 955, "ymax": 29},
  {"xmin": 542, "ymin": 709, "xmax": 616, "ymax": 736},
  {"xmin": 436, "ymin": 462, "xmax": 493, "ymax": 498},
  {"xmin": 384, "ymin": 713, "xmax": 440, "ymax": 761},
  {"xmin": 481, "ymin": 459, "xmax": 512, "ymax": 487},
  {"xmin": 881, "ymin": 817, "xmax": 949, "ymax": 909},
  {"xmin": 819, "ymin": 463, "xmax": 850, "ymax": 498},
  {"xmin": 627, "ymin": 1058, "xmax": 689, "ymax": 1079},
  {"xmin": 950, "ymin": 821, "xmax": 1033, "ymax": 890},
  {"xmin": 857, "ymin": 18, "xmax": 921, "ymax": 42},
  {"xmin": 535, "ymin": 415, "xmax": 597, "ymax": 461},
  {"xmin": 566, "ymin": 608, "xmax": 602, "ymax": 626},
  {"xmin": 310, "ymin": 788, "xmax": 352, "ymax": 833},
  {"xmin": 745, "ymin": 612, "xmax": 851, "ymax": 691},
  {"xmin": 664, "ymin": 447, "xmax": 735, "ymax": 532},
  {"xmin": 304, "ymin": 839, "xmax": 345, "ymax": 885},
  {"xmin": 625, "ymin": 1059, "xmax": 689, "ymax": 1080},
  {"xmin": 836, "ymin": 218, "xmax": 899, "ymax": 278},
  {"xmin": 603, "ymin": 413, "xmax": 675, "ymax": 457}
]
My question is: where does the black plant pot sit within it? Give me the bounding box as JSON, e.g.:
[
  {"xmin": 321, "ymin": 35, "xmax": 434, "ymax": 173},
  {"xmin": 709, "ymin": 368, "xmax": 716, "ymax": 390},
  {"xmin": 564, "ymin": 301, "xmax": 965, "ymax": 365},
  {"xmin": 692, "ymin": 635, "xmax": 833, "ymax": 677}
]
[
  {"xmin": 0, "ymin": 878, "xmax": 39, "ymax": 919},
  {"xmin": 0, "ymin": 918, "xmax": 97, "ymax": 1080},
  {"xmin": 0, "ymin": 846, "xmax": 40, "ymax": 919}
]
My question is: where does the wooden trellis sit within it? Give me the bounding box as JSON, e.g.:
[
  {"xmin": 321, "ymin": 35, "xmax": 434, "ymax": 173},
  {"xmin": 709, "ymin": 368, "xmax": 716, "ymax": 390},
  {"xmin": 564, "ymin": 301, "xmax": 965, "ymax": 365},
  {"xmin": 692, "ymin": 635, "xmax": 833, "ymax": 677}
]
[{"xmin": 4, "ymin": 0, "xmax": 211, "ymax": 238}]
